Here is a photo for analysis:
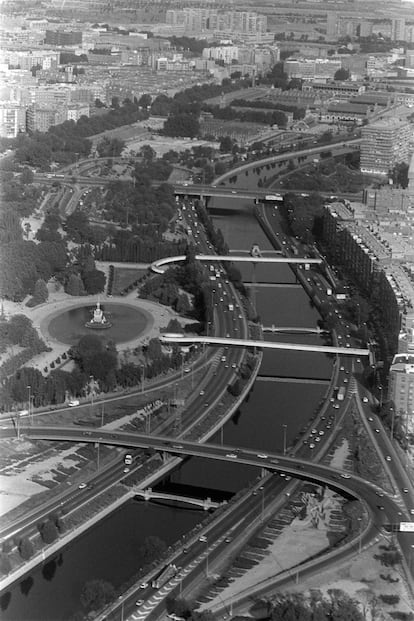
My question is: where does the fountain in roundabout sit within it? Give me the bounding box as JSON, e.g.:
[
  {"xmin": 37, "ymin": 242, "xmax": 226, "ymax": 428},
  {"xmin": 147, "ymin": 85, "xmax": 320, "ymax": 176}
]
[
  {"xmin": 85, "ymin": 300, "xmax": 112, "ymax": 330},
  {"xmin": 46, "ymin": 299, "xmax": 152, "ymax": 346}
]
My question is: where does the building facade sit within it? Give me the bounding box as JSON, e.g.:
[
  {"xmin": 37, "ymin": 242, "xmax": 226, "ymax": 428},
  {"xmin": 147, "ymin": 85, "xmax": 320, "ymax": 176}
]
[{"xmin": 360, "ymin": 117, "xmax": 413, "ymax": 176}]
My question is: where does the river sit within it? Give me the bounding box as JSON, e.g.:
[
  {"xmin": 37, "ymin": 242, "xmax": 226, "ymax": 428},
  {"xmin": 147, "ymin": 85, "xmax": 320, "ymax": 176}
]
[{"xmin": 1, "ymin": 207, "xmax": 332, "ymax": 621}]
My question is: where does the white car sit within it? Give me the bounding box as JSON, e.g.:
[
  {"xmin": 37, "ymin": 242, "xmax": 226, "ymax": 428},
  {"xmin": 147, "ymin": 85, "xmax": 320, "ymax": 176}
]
[
  {"xmin": 257, "ymin": 453, "xmax": 268, "ymax": 459},
  {"xmin": 226, "ymin": 453, "xmax": 238, "ymax": 459},
  {"xmin": 340, "ymin": 473, "xmax": 351, "ymax": 479},
  {"xmin": 362, "ymin": 397, "xmax": 369, "ymax": 403},
  {"xmin": 78, "ymin": 482, "xmax": 87, "ymax": 489},
  {"xmin": 68, "ymin": 399, "xmax": 79, "ymax": 407}
]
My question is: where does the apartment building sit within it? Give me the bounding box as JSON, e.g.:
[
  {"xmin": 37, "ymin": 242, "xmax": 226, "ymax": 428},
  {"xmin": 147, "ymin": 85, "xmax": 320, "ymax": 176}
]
[
  {"xmin": 44, "ymin": 30, "xmax": 83, "ymax": 46},
  {"xmin": 360, "ymin": 117, "xmax": 413, "ymax": 176},
  {"xmin": 284, "ymin": 58, "xmax": 342, "ymax": 81},
  {"xmin": 0, "ymin": 103, "xmax": 26, "ymax": 137}
]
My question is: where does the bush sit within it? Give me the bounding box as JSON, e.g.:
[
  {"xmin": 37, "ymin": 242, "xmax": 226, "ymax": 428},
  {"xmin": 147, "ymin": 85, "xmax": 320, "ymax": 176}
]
[
  {"xmin": 0, "ymin": 553, "xmax": 11, "ymax": 575},
  {"xmin": 379, "ymin": 594, "xmax": 400, "ymax": 605}
]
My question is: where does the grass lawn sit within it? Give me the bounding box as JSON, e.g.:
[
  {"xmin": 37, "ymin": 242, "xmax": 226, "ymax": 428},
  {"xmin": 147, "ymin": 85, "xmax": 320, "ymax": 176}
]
[{"xmin": 112, "ymin": 267, "xmax": 147, "ymax": 294}]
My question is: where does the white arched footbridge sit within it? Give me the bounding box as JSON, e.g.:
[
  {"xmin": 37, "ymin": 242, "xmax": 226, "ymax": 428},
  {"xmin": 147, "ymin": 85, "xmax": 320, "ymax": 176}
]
[
  {"xmin": 160, "ymin": 334, "xmax": 370, "ymax": 357},
  {"xmin": 151, "ymin": 254, "xmax": 322, "ymax": 274}
]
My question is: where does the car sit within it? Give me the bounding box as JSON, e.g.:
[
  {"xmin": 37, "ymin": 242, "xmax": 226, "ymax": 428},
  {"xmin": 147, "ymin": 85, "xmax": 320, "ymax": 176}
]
[
  {"xmin": 78, "ymin": 482, "xmax": 87, "ymax": 489},
  {"xmin": 377, "ymin": 505, "xmax": 384, "ymax": 511},
  {"xmin": 123, "ymin": 467, "xmax": 130, "ymax": 473},
  {"xmin": 221, "ymin": 356, "xmax": 226, "ymax": 362},
  {"xmin": 279, "ymin": 472, "xmax": 286, "ymax": 477},
  {"xmin": 270, "ymin": 458, "xmax": 279, "ymax": 464},
  {"xmin": 410, "ymin": 509, "xmax": 414, "ymax": 515},
  {"xmin": 368, "ymin": 416, "xmax": 374, "ymax": 422},
  {"xmin": 231, "ymin": 190, "xmax": 236, "ymax": 194},
  {"xmin": 183, "ymin": 547, "xmax": 189, "ymax": 553},
  {"xmin": 199, "ymin": 390, "xmax": 205, "ymax": 395},
  {"xmin": 343, "ymin": 378, "xmax": 349, "ymax": 383},
  {"xmin": 403, "ymin": 488, "xmax": 409, "ymax": 493},
  {"xmin": 318, "ymin": 431, "xmax": 325, "ymax": 436},
  {"xmin": 184, "ymin": 367, "xmax": 190, "ymax": 373},
  {"xmin": 376, "ymin": 491, "xmax": 384, "ymax": 497},
  {"xmin": 385, "ymin": 456, "xmax": 391, "ymax": 462},
  {"xmin": 172, "ymin": 444, "xmax": 183, "ymax": 449},
  {"xmin": 315, "ymin": 437, "xmax": 321, "ymax": 442},
  {"xmin": 285, "ymin": 476, "xmax": 291, "ymax": 481},
  {"xmin": 224, "ymin": 537, "xmax": 232, "ymax": 543},
  {"xmin": 140, "ymin": 582, "xmax": 148, "ymax": 589},
  {"xmin": 333, "ymin": 404, "xmax": 340, "ymax": 409},
  {"xmin": 340, "ymin": 474, "xmax": 351, "ymax": 479},
  {"xmin": 231, "ymin": 363, "xmax": 237, "ymax": 368},
  {"xmin": 225, "ymin": 453, "xmax": 238, "ymax": 459},
  {"xmin": 204, "ymin": 403, "xmax": 209, "ymax": 407},
  {"xmin": 311, "ymin": 429, "xmax": 318, "ymax": 435},
  {"xmin": 309, "ymin": 443, "xmax": 316, "ymax": 449},
  {"xmin": 136, "ymin": 600, "xmax": 144, "ymax": 606},
  {"xmin": 362, "ymin": 397, "xmax": 369, "ymax": 403},
  {"xmin": 356, "ymin": 358, "xmax": 361, "ymax": 363},
  {"xmin": 199, "ymin": 535, "xmax": 207, "ymax": 542},
  {"xmin": 68, "ymin": 399, "xmax": 80, "ymax": 407},
  {"xmin": 340, "ymin": 366, "xmax": 344, "ymax": 371},
  {"xmin": 375, "ymin": 428, "xmax": 380, "ymax": 433},
  {"xmin": 257, "ymin": 453, "xmax": 268, "ymax": 459}
]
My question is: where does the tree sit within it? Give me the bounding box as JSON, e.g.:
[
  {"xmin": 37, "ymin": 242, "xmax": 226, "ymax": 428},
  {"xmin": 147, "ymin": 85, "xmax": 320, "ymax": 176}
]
[
  {"xmin": 96, "ymin": 137, "xmax": 125, "ymax": 158},
  {"xmin": 80, "ymin": 579, "xmax": 115, "ymax": 613},
  {"xmin": 33, "ymin": 278, "xmax": 48, "ymax": 304},
  {"xmin": 39, "ymin": 519, "xmax": 58, "ymax": 543},
  {"xmin": 138, "ymin": 93, "xmax": 152, "ymax": 109},
  {"xmin": 334, "ymin": 67, "xmax": 350, "ymax": 81},
  {"xmin": 163, "ymin": 113, "xmax": 200, "ymax": 138},
  {"xmin": 65, "ymin": 273, "xmax": 84, "ymax": 296},
  {"xmin": 0, "ymin": 553, "xmax": 11, "ymax": 575},
  {"xmin": 20, "ymin": 167, "xmax": 34, "ymax": 185},
  {"xmin": 219, "ymin": 136, "xmax": 234, "ymax": 153},
  {"xmin": 146, "ymin": 338, "xmax": 162, "ymax": 360},
  {"xmin": 139, "ymin": 144, "xmax": 156, "ymax": 162},
  {"xmin": 139, "ymin": 535, "xmax": 167, "ymax": 565},
  {"xmin": 18, "ymin": 536, "xmax": 34, "ymax": 560},
  {"xmin": 82, "ymin": 269, "xmax": 106, "ymax": 295}
]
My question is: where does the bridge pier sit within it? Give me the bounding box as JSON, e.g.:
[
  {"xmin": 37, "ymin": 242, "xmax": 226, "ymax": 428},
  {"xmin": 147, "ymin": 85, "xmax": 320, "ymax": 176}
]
[
  {"xmin": 203, "ymin": 497, "xmax": 212, "ymax": 510},
  {"xmin": 144, "ymin": 487, "xmax": 152, "ymax": 501}
]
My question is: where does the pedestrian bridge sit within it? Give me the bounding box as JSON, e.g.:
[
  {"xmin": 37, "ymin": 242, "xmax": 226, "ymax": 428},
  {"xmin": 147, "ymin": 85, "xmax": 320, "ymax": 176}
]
[
  {"xmin": 151, "ymin": 254, "xmax": 322, "ymax": 274},
  {"xmin": 262, "ymin": 326, "xmax": 329, "ymax": 334},
  {"xmin": 159, "ymin": 334, "xmax": 370, "ymax": 357},
  {"xmin": 131, "ymin": 487, "xmax": 223, "ymax": 510}
]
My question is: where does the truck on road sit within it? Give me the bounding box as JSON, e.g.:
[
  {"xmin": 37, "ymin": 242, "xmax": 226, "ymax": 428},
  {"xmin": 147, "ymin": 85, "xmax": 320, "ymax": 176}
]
[
  {"xmin": 152, "ymin": 564, "xmax": 177, "ymax": 589},
  {"xmin": 337, "ymin": 386, "xmax": 346, "ymax": 401}
]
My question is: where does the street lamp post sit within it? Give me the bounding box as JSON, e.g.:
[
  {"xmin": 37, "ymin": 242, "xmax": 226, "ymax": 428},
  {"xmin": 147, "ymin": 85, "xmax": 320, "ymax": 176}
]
[
  {"xmin": 410, "ymin": 545, "xmax": 414, "ymax": 573},
  {"xmin": 27, "ymin": 385, "xmax": 31, "ymax": 423},
  {"xmin": 357, "ymin": 517, "xmax": 363, "ymax": 555},
  {"xmin": 141, "ymin": 364, "xmax": 145, "ymax": 393},
  {"xmin": 259, "ymin": 485, "xmax": 265, "ymax": 521},
  {"xmin": 101, "ymin": 403, "xmax": 105, "ymax": 427},
  {"xmin": 282, "ymin": 424, "xmax": 287, "ymax": 456},
  {"xmin": 89, "ymin": 375, "xmax": 94, "ymax": 412},
  {"xmin": 378, "ymin": 385, "xmax": 383, "ymax": 410},
  {"xmin": 390, "ymin": 407, "xmax": 395, "ymax": 440},
  {"xmin": 205, "ymin": 540, "xmax": 209, "ymax": 577}
]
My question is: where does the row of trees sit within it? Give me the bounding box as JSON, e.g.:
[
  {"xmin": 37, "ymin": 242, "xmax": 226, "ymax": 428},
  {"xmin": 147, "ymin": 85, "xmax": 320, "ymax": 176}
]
[
  {"xmin": 165, "ymin": 589, "xmax": 365, "ymax": 621},
  {"xmin": 230, "ymin": 97, "xmax": 307, "ymax": 120}
]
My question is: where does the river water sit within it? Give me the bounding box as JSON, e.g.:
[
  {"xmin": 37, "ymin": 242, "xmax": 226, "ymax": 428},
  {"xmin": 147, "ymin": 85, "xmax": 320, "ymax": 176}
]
[{"xmin": 1, "ymin": 207, "xmax": 332, "ymax": 621}]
